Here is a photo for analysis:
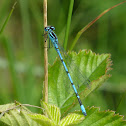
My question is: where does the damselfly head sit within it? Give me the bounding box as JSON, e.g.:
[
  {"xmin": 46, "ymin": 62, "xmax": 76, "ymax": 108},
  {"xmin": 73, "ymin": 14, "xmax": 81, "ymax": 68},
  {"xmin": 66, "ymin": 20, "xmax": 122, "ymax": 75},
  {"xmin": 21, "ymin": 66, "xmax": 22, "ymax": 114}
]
[{"xmin": 44, "ymin": 26, "xmax": 55, "ymax": 31}]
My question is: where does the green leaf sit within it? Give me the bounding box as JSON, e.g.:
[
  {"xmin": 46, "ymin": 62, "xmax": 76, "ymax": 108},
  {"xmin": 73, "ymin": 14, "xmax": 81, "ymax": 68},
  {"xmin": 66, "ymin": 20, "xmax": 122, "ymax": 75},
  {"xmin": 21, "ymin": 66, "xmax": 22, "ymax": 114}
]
[
  {"xmin": 42, "ymin": 102, "xmax": 61, "ymax": 125},
  {"xmin": 78, "ymin": 107, "xmax": 126, "ymax": 126},
  {"xmin": 0, "ymin": 103, "xmax": 15, "ymax": 113},
  {"xmin": 0, "ymin": 103, "xmax": 126, "ymax": 126},
  {"xmin": 29, "ymin": 104, "xmax": 126, "ymax": 126},
  {"xmin": 48, "ymin": 49, "xmax": 112, "ymax": 116},
  {"xmin": 0, "ymin": 103, "xmax": 41, "ymax": 126},
  {"xmin": 29, "ymin": 102, "xmax": 84, "ymax": 126},
  {"xmin": 60, "ymin": 113, "xmax": 84, "ymax": 126},
  {"xmin": 28, "ymin": 113, "xmax": 55, "ymax": 126}
]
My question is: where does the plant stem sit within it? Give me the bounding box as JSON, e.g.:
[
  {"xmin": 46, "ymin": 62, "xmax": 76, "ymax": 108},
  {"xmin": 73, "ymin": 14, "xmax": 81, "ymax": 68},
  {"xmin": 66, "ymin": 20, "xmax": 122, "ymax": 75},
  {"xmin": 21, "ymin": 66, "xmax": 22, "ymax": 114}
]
[{"xmin": 43, "ymin": 0, "xmax": 48, "ymax": 106}]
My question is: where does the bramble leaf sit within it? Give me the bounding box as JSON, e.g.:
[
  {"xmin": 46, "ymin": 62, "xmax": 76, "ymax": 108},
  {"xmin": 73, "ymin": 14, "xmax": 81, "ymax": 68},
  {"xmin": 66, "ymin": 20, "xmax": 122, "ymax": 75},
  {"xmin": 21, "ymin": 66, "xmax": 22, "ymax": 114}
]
[{"xmin": 48, "ymin": 50, "xmax": 112, "ymax": 116}]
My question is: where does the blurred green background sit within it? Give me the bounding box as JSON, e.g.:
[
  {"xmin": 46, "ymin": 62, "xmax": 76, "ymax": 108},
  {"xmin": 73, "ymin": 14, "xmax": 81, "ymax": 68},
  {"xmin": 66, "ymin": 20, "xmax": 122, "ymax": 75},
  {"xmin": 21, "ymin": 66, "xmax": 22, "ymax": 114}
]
[{"xmin": 0, "ymin": 0, "xmax": 126, "ymax": 118}]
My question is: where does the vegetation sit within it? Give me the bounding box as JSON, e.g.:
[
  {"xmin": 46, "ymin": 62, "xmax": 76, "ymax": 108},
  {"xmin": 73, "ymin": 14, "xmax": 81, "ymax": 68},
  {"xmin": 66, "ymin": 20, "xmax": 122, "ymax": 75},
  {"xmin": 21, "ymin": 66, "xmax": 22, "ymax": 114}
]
[{"xmin": 0, "ymin": 0, "xmax": 126, "ymax": 125}]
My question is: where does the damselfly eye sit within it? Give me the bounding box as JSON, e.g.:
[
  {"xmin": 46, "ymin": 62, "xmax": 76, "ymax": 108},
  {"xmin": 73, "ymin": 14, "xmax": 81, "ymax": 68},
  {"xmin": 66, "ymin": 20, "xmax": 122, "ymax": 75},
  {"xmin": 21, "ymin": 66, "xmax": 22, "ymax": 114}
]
[
  {"xmin": 44, "ymin": 27, "xmax": 50, "ymax": 31},
  {"xmin": 50, "ymin": 26, "xmax": 55, "ymax": 30}
]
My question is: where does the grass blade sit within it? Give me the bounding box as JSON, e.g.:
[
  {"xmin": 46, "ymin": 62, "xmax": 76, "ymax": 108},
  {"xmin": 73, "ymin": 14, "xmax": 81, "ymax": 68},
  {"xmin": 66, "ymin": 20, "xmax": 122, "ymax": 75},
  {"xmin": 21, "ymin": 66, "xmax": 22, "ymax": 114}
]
[
  {"xmin": 63, "ymin": 0, "xmax": 74, "ymax": 50},
  {"xmin": 70, "ymin": 1, "xmax": 126, "ymax": 50},
  {"xmin": 0, "ymin": 2, "xmax": 17, "ymax": 35}
]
